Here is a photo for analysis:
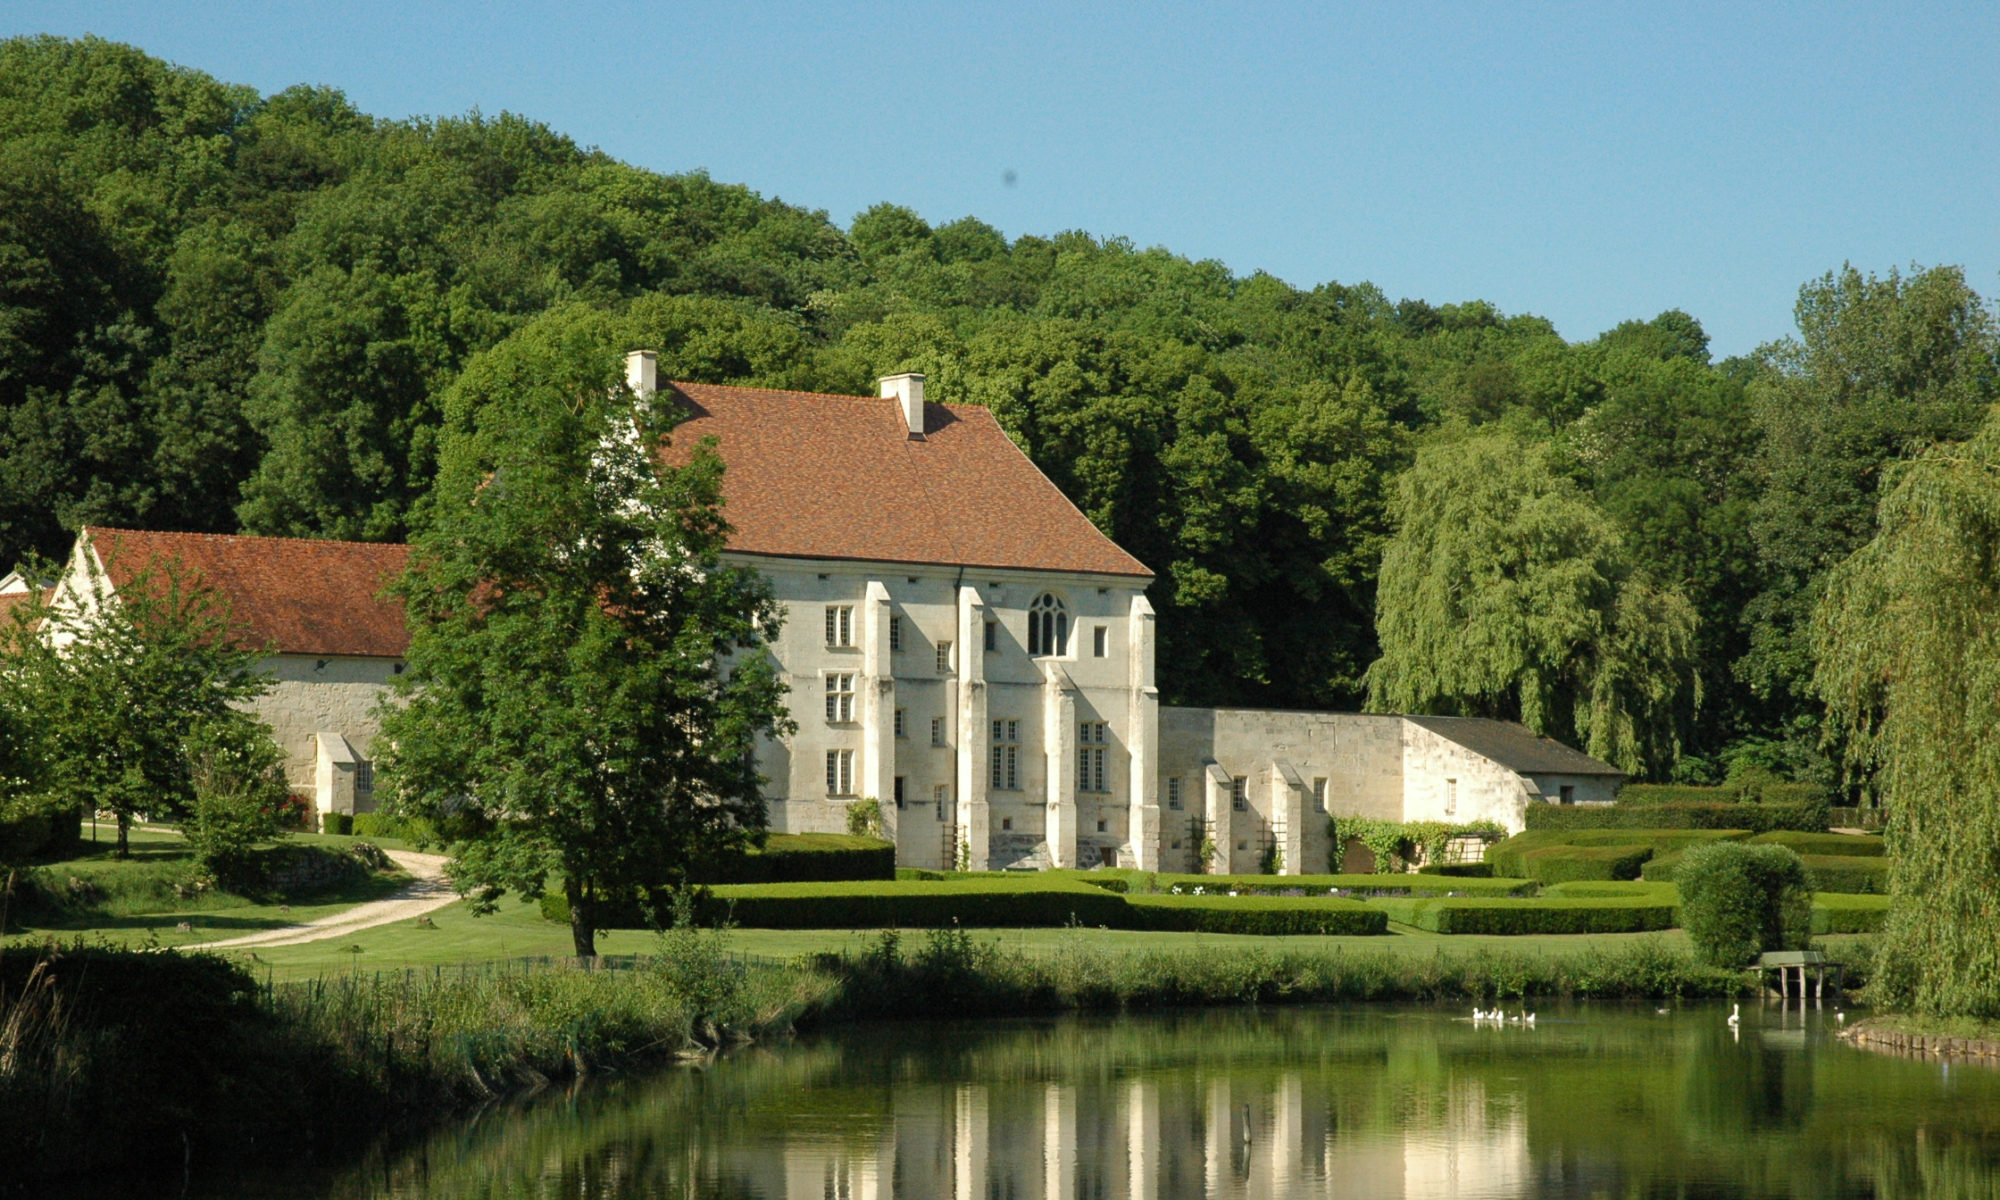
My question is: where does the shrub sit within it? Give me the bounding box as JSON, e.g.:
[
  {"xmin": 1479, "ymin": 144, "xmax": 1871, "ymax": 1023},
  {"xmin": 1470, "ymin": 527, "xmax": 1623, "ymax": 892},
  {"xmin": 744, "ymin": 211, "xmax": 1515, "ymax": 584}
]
[
  {"xmin": 0, "ymin": 813, "xmax": 53, "ymax": 863},
  {"xmin": 1518, "ymin": 844, "xmax": 1653, "ymax": 884},
  {"xmin": 350, "ymin": 812, "xmax": 440, "ymax": 843},
  {"xmin": 1374, "ymin": 896, "xmax": 1677, "ymax": 934},
  {"xmin": 1417, "ymin": 862, "xmax": 1494, "ymax": 878},
  {"xmin": 1541, "ymin": 880, "xmax": 1678, "ymax": 900},
  {"xmin": 321, "ymin": 813, "xmax": 353, "ymax": 835},
  {"xmin": 1124, "ymin": 894, "xmax": 1386, "ymax": 936},
  {"xmin": 1747, "ymin": 831, "xmax": 1884, "ymax": 858},
  {"xmin": 702, "ymin": 878, "xmax": 1130, "ymax": 929},
  {"xmin": 1327, "ymin": 816, "xmax": 1507, "ymax": 873},
  {"xmin": 1811, "ymin": 893, "xmax": 1891, "ymax": 935},
  {"xmin": 844, "ymin": 798, "xmax": 883, "ymax": 839},
  {"xmin": 699, "ymin": 833, "xmax": 895, "ymax": 884},
  {"xmin": 1154, "ymin": 872, "xmax": 1533, "ymax": 897},
  {"xmin": 1675, "ymin": 841, "xmax": 1811, "ymax": 967},
  {"xmin": 1523, "ymin": 800, "xmax": 1828, "ymax": 833},
  {"xmin": 1797, "ymin": 854, "xmax": 1890, "ymax": 895},
  {"xmin": 1487, "ymin": 829, "xmax": 1744, "ymax": 877}
]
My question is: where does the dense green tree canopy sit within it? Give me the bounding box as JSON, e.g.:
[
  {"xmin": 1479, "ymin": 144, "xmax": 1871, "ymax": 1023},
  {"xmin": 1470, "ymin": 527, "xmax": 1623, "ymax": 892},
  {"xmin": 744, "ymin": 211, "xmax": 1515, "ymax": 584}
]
[
  {"xmin": 378, "ymin": 309, "xmax": 791, "ymax": 957},
  {"xmin": 5, "ymin": 34, "xmax": 1997, "ymax": 780}
]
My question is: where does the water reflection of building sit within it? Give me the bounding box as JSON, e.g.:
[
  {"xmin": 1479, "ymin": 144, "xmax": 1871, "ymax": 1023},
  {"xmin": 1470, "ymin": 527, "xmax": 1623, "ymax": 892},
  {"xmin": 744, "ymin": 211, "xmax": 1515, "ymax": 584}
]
[{"xmin": 740, "ymin": 1069, "xmax": 1528, "ymax": 1199}]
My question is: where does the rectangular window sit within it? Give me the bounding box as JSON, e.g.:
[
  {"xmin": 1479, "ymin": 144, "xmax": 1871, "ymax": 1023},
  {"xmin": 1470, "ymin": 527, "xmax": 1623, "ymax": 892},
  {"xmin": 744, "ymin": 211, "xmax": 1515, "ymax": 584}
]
[
  {"xmin": 1097, "ymin": 818, "xmax": 1108, "ymax": 833},
  {"xmin": 355, "ymin": 761, "xmax": 374, "ymax": 793},
  {"xmin": 934, "ymin": 784, "xmax": 949, "ymax": 821},
  {"xmin": 824, "ymin": 673, "xmax": 855, "ymax": 723},
  {"xmin": 824, "ymin": 605, "xmax": 854, "ymax": 648},
  {"xmin": 984, "ymin": 620, "xmax": 997, "ymax": 652},
  {"xmin": 1078, "ymin": 721, "xmax": 1108, "ymax": 792},
  {"xmin": 1312, "ymin": 778, "xmax": 1327, "ymax": 813},
  {"xmin": 889, "ymin": 615, "xmax": 903, "ymax": 652},
  {"xmin": 936, "ymin": 640, "xmax": 953, "ymax": 674},
  {"xmin": 1167, "ymin": 777, "xmax": 1183, "ymax": 810},
  {"xmin": 894, "ymin": 708, "xmax": 907, "ymax": 738},
  {"xmin": 893, "ymin": 776, "xmax": 905, "ymax": 808},
  {"xmin": 990, "ymin": 719, "xmax": 1020, "ymax": 790},
  {"xmin": 1559, "ymin": 784, "xmax": 1575, "ymax": 806},
  {"xmin": 825, "ymin": 749, "xmax": 854, "ymax": 797},
  {"xmin": 1093, "ymin": 626, "xmax": 1108, "ymax": 657},
  {"xmin": 1444, "ymin": 777, "xmax": 1458, "ymax": 816},
  {"xmin": 1001, "ymin": 817, "xmax": 1013, "ymax": 831},
  {"xmin": 931, "ymin": 717, "xmax": 945, "ymax": 747},
  {"xmin": 1231, "ymin": 776, "xmax": 1247, "ymax": 812}
]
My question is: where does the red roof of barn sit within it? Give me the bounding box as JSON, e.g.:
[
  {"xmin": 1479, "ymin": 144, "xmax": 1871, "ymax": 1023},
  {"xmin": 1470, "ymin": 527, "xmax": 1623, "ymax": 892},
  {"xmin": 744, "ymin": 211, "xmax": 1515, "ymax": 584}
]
[
  {"xmin": 655, "ymin": 382, "xmax": 1152, "ymax": 579},
  {"xmin": 83, "ymin": 528, "xmax": 410, "ymax": 658}
]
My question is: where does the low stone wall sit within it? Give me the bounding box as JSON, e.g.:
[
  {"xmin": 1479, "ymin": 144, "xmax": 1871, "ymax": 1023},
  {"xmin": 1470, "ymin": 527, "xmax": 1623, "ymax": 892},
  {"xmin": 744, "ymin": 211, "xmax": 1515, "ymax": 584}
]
[{"xmin": 1840, "ymin": 1020, "xmax": 2000, "ymax": 1063}]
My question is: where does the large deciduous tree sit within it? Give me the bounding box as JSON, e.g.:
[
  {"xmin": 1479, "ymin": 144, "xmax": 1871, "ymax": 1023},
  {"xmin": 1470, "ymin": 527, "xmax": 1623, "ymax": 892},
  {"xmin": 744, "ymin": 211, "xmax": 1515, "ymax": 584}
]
[
  {"xmin": 1815, "ymin": 413, "xmax": 2000, "ymax": 1019},
  {"xmin": 378, "ymin": 309, "xmax": 791, "ymax": 958},
  {"xmin": 6, "ymin": 554, "xmax": 277, "ymax": 858},
  {"xmin": 1365, "ymin": 429, "xmax": 1700, "ymax": 777}
]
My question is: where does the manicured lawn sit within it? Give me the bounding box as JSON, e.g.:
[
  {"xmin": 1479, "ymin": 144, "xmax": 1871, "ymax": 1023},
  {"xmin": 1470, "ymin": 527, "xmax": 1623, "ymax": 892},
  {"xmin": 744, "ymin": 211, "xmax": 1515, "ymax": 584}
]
[{"xmin": 222, "ymin": 894, "xmax": 1709, "ymax": 981}]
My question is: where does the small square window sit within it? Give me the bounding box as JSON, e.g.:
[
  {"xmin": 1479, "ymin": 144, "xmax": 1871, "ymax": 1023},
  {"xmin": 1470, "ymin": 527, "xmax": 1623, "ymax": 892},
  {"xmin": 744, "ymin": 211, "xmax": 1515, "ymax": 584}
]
[
  {"xmin": 1559, "ymin": 784, "xmax": 1575, "ymax": 806},
  {"xmin": 1096, "ymin": 819, "xmax": 1107, "ymax": 833},
  {"xmin": 1171, "ymin": 839, "xmax": 1182, "ymax": 850},
  {"xmin": 1093, "ymin": 626, "xmax": 1107, "ymax": 657},
  {"xmin": 1001, "ymin": 817, "xmax": 1013, "ymax": 831},
  {"xmin": 1236, "ymin": 840, "xmax": 1247, "ymax": 851},
  {"xmin": 889, "ymin": 615, "xmax": 903, "ymax": 652}
]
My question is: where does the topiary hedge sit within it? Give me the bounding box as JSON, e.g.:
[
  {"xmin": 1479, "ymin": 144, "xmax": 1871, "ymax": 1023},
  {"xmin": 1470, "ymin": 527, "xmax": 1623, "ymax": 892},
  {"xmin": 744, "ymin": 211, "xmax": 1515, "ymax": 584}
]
[
  {"xmin": 1675, "ymin": 841, "xmax": 1811, "ymax": 967},
  {"xmin": 1373, "ymin": 896, "xmax": 1677, "ymax": 935},
  {"xmin": 1487, "ymin": 829, "xmax": 1745, "ymax": 878},
  {"xmin": 1747, "ymin": 831, "xmax": 1884, "ymax": 858},
  {"xmin": 1124, "ymin": 894, "xmax": 1386, "ymax": 936},
  {"xmin": 698, "ymin": 833, "xmax": 896, "ymax": 884},
  {"xmin": 1811, "ymin": 893, "xmax": 1890, "ymax": 935},
  {"xmin": 1523, "ymin": 800, "xmax": 1828, "ymax": 833},
  {"xmin": 1416, "ymin": 862, "xmax": 1494, "ymax": 878},
  {"xmin": 700, "ymin": 878, "xmax": 1131, "ymax": 928},
  {"xmin": 1155, "ymin": 872, "xmax": 1533, "ymax": 897},
  {"xmin": 1797, "ymin": 854, "xmax": 1890, "ymax": 895},
  {"xmin": 1518, "ymin": 844, "xmax": 1654, "ymax": 883}
]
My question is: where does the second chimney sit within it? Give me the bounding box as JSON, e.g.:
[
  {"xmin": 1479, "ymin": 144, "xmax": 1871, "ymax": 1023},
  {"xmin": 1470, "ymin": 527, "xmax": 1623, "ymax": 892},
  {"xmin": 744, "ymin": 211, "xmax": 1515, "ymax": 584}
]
[
  {"xmin": 880, "ymin": 372, "xmax": 925, "ymax": 436},
  {"xmin": 625, "ymin": 349, "xmax": 658, "ymax": 400}
]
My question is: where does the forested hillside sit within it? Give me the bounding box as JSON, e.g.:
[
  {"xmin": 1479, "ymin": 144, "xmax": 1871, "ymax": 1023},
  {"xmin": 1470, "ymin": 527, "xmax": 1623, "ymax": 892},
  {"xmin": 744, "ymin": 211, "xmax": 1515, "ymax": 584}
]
[{"xmin": 3, "ymin": 35, "xmax": 1995, "ymax": 783}]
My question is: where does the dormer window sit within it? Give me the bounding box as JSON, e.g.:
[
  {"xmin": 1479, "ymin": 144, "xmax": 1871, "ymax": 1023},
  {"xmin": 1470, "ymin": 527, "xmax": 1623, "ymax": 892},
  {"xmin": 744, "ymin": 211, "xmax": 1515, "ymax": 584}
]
[{"xmin": 1029, "ymin": 593, "xmax": 1069, "ymax": 656}]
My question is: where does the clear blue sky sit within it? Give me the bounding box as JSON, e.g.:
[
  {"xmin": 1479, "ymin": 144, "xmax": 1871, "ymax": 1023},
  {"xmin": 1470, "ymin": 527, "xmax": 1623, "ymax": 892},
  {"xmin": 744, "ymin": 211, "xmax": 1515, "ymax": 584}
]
[{"xmin": 10, "ymin": 1, "xmax": 1998, "ymax": 358}]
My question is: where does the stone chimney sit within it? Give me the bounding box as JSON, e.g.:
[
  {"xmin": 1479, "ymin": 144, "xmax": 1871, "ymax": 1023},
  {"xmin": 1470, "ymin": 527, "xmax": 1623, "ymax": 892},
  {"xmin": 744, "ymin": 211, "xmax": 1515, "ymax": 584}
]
[
  {"xmin": 625, "ymin": 349, "xmax": 657, "ymax": 400},
  {"xmin": 880, "ymin": 372, "xmax": 926, "ymax": 436}
]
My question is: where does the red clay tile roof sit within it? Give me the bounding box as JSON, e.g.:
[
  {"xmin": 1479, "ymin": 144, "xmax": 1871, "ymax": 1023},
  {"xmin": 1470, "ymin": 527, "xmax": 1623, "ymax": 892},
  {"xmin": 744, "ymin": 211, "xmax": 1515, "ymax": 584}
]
[
  {"xmin": 0, "ymin": 587, "xmax": 50, "ymax": 627},
  {"xmin": 656, "ymin": 382, "xmax": 1152, "ymax": 578},
  {"xmin": 83, "ymin": 528, "xmax": 410, "ymax": 658}
]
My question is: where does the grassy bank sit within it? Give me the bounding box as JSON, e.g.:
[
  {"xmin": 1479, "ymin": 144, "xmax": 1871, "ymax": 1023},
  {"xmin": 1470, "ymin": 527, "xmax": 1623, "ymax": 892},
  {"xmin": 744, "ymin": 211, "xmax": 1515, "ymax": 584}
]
[{"xmin": 3, "ymin": 921, "xmax": 1749, "ymax": 1182}]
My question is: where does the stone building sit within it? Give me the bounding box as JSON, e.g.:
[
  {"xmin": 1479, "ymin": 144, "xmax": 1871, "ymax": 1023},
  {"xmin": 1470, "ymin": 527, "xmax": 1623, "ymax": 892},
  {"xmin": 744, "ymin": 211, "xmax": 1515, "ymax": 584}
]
[
  {"xmin": 51, "ymin": 527, "xmax": 408, "ymax": 822},
  {"xmin": 40, "ymin": 362, "xmax": 1622, "ymax": 861}
]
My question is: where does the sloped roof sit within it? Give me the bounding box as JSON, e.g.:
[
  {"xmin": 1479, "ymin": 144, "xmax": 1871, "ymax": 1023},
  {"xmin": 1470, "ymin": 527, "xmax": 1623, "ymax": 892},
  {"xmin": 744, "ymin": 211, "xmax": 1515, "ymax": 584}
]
[
  {"xmin": 1405, "ymin": 716, "xmax": 1625, "ymax": 777},
  {"xmin": 655, "ymin": 382, "xmax": 1152, "ymax": 579},
  {"xmin": 83, "ymin": 528, "xmax": 409, "ymax": 658}
]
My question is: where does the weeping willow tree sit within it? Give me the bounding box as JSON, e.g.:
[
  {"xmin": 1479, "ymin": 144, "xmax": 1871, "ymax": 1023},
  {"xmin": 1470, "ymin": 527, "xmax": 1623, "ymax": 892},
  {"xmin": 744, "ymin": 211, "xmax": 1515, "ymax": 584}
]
[
  {"xmin": 1366, "ymin": 429, "xmax": 1700, "ymax": 778},
  {"xmin": 1815, "ymin": 414, "xmax": 2000, "ymax": 1019}
]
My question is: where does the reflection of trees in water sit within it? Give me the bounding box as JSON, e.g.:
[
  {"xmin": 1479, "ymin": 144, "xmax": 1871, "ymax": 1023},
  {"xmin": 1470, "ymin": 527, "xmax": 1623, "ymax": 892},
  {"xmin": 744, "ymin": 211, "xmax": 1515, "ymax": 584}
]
[{"xmin": 229, "ymin": 1006, "xmax": 2000, "ymax": 1199}]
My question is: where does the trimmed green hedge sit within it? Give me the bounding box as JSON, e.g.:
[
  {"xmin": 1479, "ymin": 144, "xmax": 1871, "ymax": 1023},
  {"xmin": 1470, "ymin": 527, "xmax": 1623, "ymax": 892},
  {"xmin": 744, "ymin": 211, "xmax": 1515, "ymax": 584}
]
[
  {"xmin": 701, "ymin": 877, "xmax": 1129, "ymax": 929},
  {"xmin": 349, "ymin": 812, "xmax": 439, "ymax": 843},
  {"xmin": 1487, "ymin": 829, "xmax": 1746, "ymax": 877},
  {"xmin": 1523, "ymin": 800, "xmax": 1828, "ymax": 834},
  {"xmin": 1519, "ymin": 844, "xmax": 1654, "ymax": 883},
  {"xmin": 699, "ymin": 833, "xmax": 896, "ymax": 884},
  {"xmin": 1417, "ymin": 862, "xmax": 1494, "ymax": 878},
  {"xmin": 1374, "ymin": 896, "xmax": 1678, "ymax": 935},
  {"xmin": 1798, "ymin": 854, "xmax": 1890, "ymax": 895},
  {"xmin": 1748, "ymin": 831, "xmax": 1884, "ymax": 858},
  {"xmin": 1124, "ymin": 894, "xmax": 1386, "ymax": 936},
  {"xmin": 1542, "ymin": 881, "xmax": 1679, "ymax": 901},
  {"xmin": 1156, "ymin": 872, "xmax": 1533, "ymax": 897},
  {"xmin": 1811, "ymin": 893, "xmax": 1890, "ymax": 935}
]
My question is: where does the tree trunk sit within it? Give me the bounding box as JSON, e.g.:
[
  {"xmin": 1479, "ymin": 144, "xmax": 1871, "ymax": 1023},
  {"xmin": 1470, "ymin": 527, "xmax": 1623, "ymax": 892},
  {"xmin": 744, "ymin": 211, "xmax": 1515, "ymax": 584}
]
[
  {"xmin": 567, "ymin": 877, "xmax": 596, "ymax": 959},
  {"xmin": 116, "ymin": 811, "xmax": 129, "ymax": 859}
]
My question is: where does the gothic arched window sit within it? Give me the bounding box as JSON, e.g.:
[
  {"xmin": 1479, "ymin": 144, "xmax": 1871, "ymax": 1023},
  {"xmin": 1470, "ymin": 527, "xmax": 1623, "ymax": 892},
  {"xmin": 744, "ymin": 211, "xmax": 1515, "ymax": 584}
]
[{"xmin": 1028, "ymin": 593, "xmax": 1069, "ymax": 657}]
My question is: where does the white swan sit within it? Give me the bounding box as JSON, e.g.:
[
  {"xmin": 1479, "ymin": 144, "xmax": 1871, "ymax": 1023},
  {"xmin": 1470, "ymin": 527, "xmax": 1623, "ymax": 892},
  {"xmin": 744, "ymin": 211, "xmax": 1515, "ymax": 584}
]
[{"xmin": 1726, "ymin": 1003, "xmax": 1741, "ymax": 1028}]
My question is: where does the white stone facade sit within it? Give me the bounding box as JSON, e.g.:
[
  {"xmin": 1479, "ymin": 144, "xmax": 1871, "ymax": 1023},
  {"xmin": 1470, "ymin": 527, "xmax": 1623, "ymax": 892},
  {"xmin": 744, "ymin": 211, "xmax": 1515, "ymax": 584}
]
[
  {"xmin": 247, "ymin": 655, "xmax": 401, "ymax": 817},
  {"xmin": 742, "ymin": 555, "xmax": 1159, "ymax": 871}
]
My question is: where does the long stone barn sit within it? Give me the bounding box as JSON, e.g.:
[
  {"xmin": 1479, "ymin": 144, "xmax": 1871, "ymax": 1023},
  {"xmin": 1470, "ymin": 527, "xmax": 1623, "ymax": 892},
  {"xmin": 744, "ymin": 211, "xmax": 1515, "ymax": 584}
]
[{"xmin": 39, "ymin": 361, "xmax": 1622, "ymax": 870}]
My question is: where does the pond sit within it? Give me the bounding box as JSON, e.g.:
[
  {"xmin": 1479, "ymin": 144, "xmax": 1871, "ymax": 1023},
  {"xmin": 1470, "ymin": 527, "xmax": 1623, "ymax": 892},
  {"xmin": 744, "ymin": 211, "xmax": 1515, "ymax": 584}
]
[{"xmin": 202, "ymin": 1001, "xmax": 2000, "ymax": 1199}]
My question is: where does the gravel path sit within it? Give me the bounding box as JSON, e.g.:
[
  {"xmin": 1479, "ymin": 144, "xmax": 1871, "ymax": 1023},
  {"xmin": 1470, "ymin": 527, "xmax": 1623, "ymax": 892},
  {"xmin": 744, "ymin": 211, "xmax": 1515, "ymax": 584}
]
[{"xmin": 184, "ymin": 849, "xmax": 457, "ymax": 950}]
